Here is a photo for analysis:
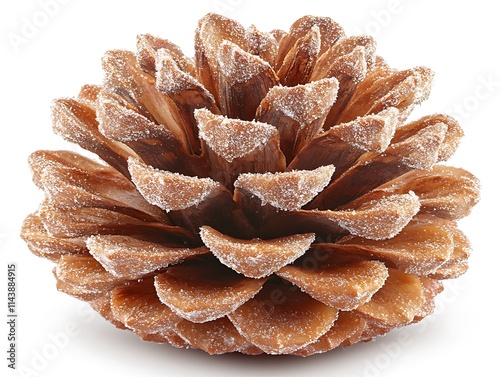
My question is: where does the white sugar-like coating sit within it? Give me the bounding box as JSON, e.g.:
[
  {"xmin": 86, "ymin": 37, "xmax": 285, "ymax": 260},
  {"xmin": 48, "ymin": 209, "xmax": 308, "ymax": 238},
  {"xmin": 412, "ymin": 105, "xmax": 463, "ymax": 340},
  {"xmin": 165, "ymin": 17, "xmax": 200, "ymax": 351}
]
[
  {"xmin": 196, "ymin": 13, "xmax": 248, "ymax": 62},
  {"xmin": 325, "ymin": 192, "xmax": 421, "ymax": 240},
  {"xmin": 20, "ymin": 11, "xmax": 483, "ymax": 357},
  {"xmin": 277, "ymin": 261, "xmax": 389, "ymax": 311},
  {"xmin": 110, "ymin": 280, "xmax": 181, "ymax": 333},
  {"xmin": 154, "ymin": 271, "xmax": 266, "ymax": 323},
  {"xmin": 410, "ymin": 66, "xmax": 434, "ymax": 104},
  {"xmin": 379, "ymin": 67, "xmax": 434, "ymax": 110},
  {"xmin": 217, "ymin": 40, "xmax": 273, "ymax": 85},
  {"xmin": 330, "ymin": 46, "xmax": 368, "ymax": 82},
  {"xmin": 346, "ymin": 47, "xmax": 368, "ymax": 81},
  {"xmin": 227, "ymin": 287, "xmax": 339, "ymax": 355},
  {"xmin": 174, "ymin": 317, "xmax": 251, "ymax": 355},
  {"xmin": 311, "ymin": 36, "xmax": 375, "ymax": 82},
  {"xmin": 161, "ymin": 295, "xmax": 253, "ymax": 324},
  {"xmin": 155, "ymin": 49, "xmax": 194, "ymax": 94},
  {"xmin": 235, "ymin": 165, "xmax": 335, "ymax": 211},
  {"xmin": 334, "ymin": 107, "xmax": 399, "ymax": 152},
  {"xmin": 200, "ymin": 226, "xmax": 315, "ymax": 278},
  {"xmin": 87, "ymin": 235, "xmax": 206, "ymax": 279},
  {"xmin": 245, "ymin": 25, "xmax": 263, "ymax": 53},
  {"xmin": 394, "ymin": 122, "xmax": 447, "ymax": 169},
  {"xmin": 309, "ymin": 24, "xmax": 321, "ymax": 50},
  {"xmin": 51, "ymin": 98, "xmax": 90, "ymax": 144},
  {"xmin": 341, "ymin": 217, "xmax": 456, "ymax": 275},
  {"xmin": 289, "ymin": 16, "xmax": 345, "ymax": 53},
  {"xmin": 436, "ymin": 114, "xmax": 463, "ymax": 161},
  {"xmin": 155, "ymin": 49, "xmax": 215, "ymax": 100},
  {"xmin": 96, "ymin": 93, "xmax": 164, "ymax": 142},
  {"xmin": 136, "ymin": 33, "xmax": 196, "ymax": 77},
  {"xmin": 355, "ymin": 269, "xmax": 424, "ymax": 327},
  {"xmin": 245, "ymin": 24, "xmax": 278, "ymax": 63},
  {"xmin": 336, "ymin": 36, "xmax": 375, "ymax": 64},
  {"xmin": 55, "ymin": 255, "xmax": 121, "ymax": 293},
  {"xmin": 128, "ymin": 157, "xmax": 219, "ymax": 212},
  {"xmin": 195, "ymin": 109, "xmax": 277, "ymax": 162},
  {"xmin": 289, "ymin": 24, "xmax": 321, "ymax": 62},
  {"xmin": 101, "ymin": 50, "xmax": 139, "ymax": 101},
  {"xmin": 265, "ymin": 78, "xmax": 338, "ymax": 128}
]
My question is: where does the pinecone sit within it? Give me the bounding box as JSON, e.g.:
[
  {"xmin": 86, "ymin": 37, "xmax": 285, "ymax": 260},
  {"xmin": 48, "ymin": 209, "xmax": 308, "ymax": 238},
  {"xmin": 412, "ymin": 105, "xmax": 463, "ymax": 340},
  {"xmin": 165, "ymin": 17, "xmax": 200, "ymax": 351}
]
[{"xmin": 21, "ymin": 13, "xmax": 480, "ymax": 356}]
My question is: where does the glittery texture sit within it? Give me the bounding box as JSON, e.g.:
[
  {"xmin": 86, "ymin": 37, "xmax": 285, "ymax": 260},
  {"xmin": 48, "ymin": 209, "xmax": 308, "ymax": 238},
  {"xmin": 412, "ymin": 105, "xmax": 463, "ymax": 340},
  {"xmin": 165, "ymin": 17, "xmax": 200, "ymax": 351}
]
[{"xmin": 21, "ymin": 13, "xmax": 480, "ymax": 357}]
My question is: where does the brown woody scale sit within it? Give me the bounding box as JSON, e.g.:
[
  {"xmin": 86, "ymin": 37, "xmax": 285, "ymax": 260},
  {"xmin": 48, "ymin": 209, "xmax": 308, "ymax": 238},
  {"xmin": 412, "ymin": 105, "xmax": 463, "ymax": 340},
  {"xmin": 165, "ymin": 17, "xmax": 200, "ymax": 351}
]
[{"xmin": 21, "ymin": 14, "xmax": 480, "ymax": 356}]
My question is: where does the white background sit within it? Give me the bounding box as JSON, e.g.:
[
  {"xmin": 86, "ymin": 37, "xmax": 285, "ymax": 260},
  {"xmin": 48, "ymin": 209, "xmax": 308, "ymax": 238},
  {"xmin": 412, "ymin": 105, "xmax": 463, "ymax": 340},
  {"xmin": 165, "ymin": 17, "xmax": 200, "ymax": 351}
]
[{"xmin": 1, "ymin": 0, "xmax": 498, "ymax": 376}]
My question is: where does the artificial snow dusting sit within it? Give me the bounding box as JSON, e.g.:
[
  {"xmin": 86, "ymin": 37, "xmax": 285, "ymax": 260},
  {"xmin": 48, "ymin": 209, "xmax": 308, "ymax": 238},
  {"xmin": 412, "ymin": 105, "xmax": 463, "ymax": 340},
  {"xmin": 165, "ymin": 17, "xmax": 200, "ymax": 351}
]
[
  {"xmin": 21, "ymin": 11, "xmax": 480, "ymax": 357},
  {"xmin": 217, "ymin": 40, "xmax": 274, "ymax": 85},
  {"xmin": 128, "ymin": 157, "xmax": 219, "ymax": 212},
  {"xmin": 196, "ymin": 108, "xmax": 278, "ymax": 162},
  {"xmin": 234, "ymin": 165, "xmax": 335, "ymax": 211},
  {"xmin": 264, "ymin": 78, "xmax": 338, "ymax": 128},
  {"xmin": 321, "ymin": 192, "xmax": 421, "ymax": 240},
  {"xmin": 200, "ymin": 226, "xmax": 315, "ymax": 278}
]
